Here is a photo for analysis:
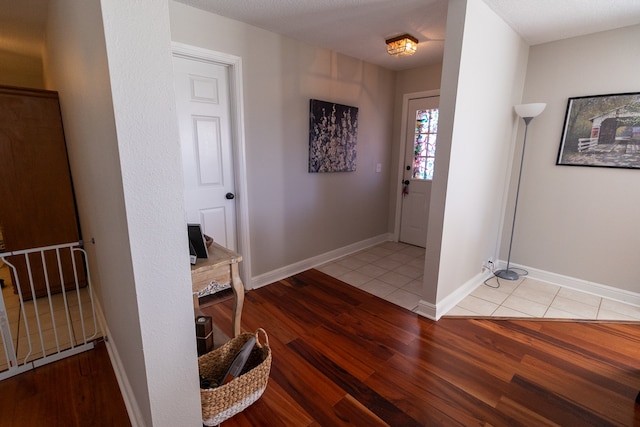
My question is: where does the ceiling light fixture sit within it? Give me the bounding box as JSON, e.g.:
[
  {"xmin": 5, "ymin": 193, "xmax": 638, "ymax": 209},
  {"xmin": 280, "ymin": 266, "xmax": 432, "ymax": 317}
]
[{"xmin": 385, "ymin": 34, "xmax": 418, "ymax": 57}]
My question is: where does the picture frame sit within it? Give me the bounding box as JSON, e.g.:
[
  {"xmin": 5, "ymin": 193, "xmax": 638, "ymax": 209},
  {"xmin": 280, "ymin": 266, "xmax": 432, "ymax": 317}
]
[
  {"xmin": 187, "ymin": 223, "xmax": 209, "ymax": 260},
  {"xmin": 308, "ymin": 99, "xmax": 358, "ymax": 173},
  {"xmin": 557, "ymin": 92, "xmax": 640, "ymax": 169}
]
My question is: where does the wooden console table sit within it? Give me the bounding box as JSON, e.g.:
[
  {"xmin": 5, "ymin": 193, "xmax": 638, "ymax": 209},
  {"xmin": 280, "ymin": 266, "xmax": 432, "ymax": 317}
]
[{"xmin": 190, "ymin": 242, "xmax": 244, "ymax": 337}]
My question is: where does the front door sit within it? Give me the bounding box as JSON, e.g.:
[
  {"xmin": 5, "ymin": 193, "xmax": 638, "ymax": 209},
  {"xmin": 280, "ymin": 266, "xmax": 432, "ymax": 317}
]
[
  {"xmin": 173, "ymin": 56, "xmax": 237, "ymax": 250},
  {"xmin": 399, "ymin": 96, "xmax": 440, "ymax": 247}
]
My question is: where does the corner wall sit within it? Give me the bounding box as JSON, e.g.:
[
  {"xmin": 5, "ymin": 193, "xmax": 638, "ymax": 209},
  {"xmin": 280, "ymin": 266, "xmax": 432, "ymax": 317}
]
[
  {"xmin": 421, "ymin": 0, "xmax": 529, "ymax": 316},
  {"xmin": 502, "ymin": 24, "xmax": 640, "ymax": 291},
  {"xmin": 44, "ymin": 1, "xmax": 201, "ymax": 425},
  {"xmin": 0, "ymin": 51, "xmax": 44, "ymax": 88}
]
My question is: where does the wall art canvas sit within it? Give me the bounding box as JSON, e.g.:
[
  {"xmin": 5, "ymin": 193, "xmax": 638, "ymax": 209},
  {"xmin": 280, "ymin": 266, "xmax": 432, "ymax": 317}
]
[
  {"xmin": 557, "ymin": 92, "xmax": 640, "ymax": 169},
  {"xmin": 309, "ymin": 99, "xmax": 358, "ymax": 173}
]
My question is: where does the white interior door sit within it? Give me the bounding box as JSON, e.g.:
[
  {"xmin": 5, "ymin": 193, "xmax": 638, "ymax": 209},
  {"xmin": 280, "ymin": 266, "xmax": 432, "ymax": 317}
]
[
  {"xmin": 399, "ymin": 96, "xmax": 440, "ymax": 247},
  {"xmin": 173, "ymin": 56, "xmax": 237, "ymax": 250}
]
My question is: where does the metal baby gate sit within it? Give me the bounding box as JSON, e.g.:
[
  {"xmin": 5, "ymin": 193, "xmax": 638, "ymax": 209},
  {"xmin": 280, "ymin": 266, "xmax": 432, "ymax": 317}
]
[{"xmin": 0, "ymin": 241, "xmax": 98, "ymax": 380}]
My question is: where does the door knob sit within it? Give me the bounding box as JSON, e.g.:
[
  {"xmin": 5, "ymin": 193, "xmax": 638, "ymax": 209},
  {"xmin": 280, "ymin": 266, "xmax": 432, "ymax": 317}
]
[
  {"xmin": 226, "ymin": 192, "xmax": 235, "ymax": 200},
  {"xmin": 403, "ymin": 180, "xmax": 410, "ymax": 185}
]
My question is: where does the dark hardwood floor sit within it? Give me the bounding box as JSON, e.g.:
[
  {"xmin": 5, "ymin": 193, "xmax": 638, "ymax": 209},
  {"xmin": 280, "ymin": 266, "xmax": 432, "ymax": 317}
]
[
  {"xmin": 201, "ymin": 269, "xmax": 640, "ymax": 427},
  {"xmin": 2, "ymin": 269, "xmax": 638, "ymax": 426},
  {"xmin": 0, "ymin": 340, "xmax": 130, "ymax": 427}
]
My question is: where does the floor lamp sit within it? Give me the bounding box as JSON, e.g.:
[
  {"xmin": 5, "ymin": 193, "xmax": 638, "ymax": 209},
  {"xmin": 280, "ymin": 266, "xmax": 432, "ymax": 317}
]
[{"xmin": 495, "ymin": 102, "xmax": 546, "ymax": 280}]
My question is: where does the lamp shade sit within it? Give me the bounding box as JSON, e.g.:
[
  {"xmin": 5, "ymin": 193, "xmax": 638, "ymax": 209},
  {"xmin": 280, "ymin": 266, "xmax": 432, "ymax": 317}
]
[{"xmin": 514, "ymin": 103, "xmax": 546, "ymax": 118}]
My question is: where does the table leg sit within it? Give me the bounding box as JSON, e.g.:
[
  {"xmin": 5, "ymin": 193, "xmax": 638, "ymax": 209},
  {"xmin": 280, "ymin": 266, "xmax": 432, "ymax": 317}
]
[
  {"xmin": 193, "ymin": 294, "xmax": 203, "ymax": 317},
  {"xmin": 230, "ymin": 262, "xmax": 244, "ymax": 337}
]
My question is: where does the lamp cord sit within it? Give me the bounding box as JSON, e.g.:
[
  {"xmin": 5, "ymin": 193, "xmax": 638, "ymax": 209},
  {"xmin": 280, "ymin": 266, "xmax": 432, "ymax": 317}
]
[{"xmin": 484, "ymin": 267, "xmax": 529, "ymax": 289}]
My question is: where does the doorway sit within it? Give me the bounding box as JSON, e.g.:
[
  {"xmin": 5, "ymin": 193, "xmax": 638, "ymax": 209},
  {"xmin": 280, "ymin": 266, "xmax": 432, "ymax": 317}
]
[
  {"xmin": 396, "ymin": 91, "xmax": 440, "ymax": 248},
  {"xmin": 0, "ymin": 86, "xmax": 99, "ymax": 379},
  {"xmin": 173, "ymin": 56, "xmax": 237, "ymax": 250},
  {"xmin": 171, "ymin": 43, "xmax": 251, "ymax": 285}
]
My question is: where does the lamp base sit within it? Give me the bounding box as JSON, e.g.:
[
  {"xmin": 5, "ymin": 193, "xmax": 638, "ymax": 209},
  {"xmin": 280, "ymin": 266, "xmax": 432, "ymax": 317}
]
[{"xmin": 495, "ymin": 269, "xmax": 520, "ymax": 280}]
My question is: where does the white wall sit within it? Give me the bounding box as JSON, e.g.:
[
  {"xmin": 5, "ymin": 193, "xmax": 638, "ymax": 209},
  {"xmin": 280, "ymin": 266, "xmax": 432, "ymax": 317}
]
[
  {"xmin": 169, "ymin": 1, "xmax": 396, "ymax": 278},
  {"xmin": 44, "ymin": 1, "xmax": 201, "ymax": 426},
  {"xmin": 502, "ymin": 24, "xmax": 640, "ymax": 292},
  {"xmin": 421, "ymin": 0, "xmax": 529, "ymax": 315}
]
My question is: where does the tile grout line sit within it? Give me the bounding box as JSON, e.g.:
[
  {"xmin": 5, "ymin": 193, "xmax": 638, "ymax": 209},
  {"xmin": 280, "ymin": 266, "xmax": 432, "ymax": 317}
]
[
  {"xmin": 595, "ymin": 297, "xmax": 603, "ymax": 320},
  {"xmin": 542, "ymin": 288, "xmax": 561, "ymax": 319},
  {"xmin": 322, "ymin": 243, "xmax": 640, "ymax": 321}
]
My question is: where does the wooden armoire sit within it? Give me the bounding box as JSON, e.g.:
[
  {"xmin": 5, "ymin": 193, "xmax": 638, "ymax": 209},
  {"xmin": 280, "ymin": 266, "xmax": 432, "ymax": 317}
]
[{"xmin": 0, "ymin": 85, "xmax": 84, "ymax": 300}]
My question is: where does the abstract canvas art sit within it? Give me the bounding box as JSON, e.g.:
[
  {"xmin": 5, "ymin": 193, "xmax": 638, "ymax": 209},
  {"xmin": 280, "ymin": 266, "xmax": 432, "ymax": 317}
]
[{"xmin": 308, "ymin": 99, "xmax": 358, "ymax": 173}]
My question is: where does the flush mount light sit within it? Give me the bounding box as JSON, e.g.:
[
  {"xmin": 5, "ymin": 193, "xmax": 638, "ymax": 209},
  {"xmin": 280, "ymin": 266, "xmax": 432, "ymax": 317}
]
[{"xmin": 385, "ymin": 34, "xmax": 418, "ymax": 57}]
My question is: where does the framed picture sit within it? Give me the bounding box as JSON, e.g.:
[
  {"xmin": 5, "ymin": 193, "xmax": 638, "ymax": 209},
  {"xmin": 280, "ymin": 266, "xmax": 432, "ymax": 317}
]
[
  {"xmin": 557, "ymin": 92, "xmax": 640, "ymax": 169},
  {"xmin": 308, "ymin": 99, "xmax": 358, "ymax": 173}
]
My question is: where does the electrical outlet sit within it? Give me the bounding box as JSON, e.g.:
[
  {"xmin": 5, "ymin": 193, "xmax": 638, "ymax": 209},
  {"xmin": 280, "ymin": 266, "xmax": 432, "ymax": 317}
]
[{"xmin": 482, "ymin": 259, "xmax": 495, "ymax": 273}]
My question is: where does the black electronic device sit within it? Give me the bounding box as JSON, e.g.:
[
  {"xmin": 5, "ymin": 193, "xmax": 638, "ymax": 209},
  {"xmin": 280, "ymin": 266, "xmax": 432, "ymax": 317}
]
[
  {"xmin": 220, "ymin": 336, "xmax": 256, "ymax": 385},
  {"xmin": 187, "ymin": 223, "xmax": 209, "ymax": 259}
]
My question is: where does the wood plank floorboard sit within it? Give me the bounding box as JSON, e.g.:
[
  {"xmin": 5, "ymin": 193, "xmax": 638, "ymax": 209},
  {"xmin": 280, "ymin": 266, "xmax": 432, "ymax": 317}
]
[
  {"xmin": 0, "ymin": 340, "xmax": 131, "ymax": 427},
  {"xmin": 200, "ymin": 269, "xmax": 640, "ymax": 427}
]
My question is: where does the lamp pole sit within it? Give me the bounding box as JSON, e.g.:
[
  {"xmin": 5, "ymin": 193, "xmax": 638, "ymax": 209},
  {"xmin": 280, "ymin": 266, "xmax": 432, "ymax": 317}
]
[{"xmin": 495, "ymin": 103, "xmax": 546, "ymax": 280}]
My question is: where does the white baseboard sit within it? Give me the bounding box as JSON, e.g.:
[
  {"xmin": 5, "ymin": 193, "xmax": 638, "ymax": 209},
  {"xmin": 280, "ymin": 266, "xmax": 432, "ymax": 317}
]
[
  {"xmin": 249, "ymin": 241, "xmax": 640, "ymax": 320},
  {"xmin": 417, "ymin": 269, "xmax": 495, "ymax": 320},
  {"xmin": 94, "ymin": 300, "xmax": 145, "ymax": 427},
  {"xmin": 249, "ymin": 233, "xmax": 394, "ymax": 289},
  {"xmin": 505, "ymin": 261, "xmax": 640, "ymax": 307},
  {"xmin": 415, "ymin": 300, "xmax": 437, "ymax": 320},
  {"xmin": 429, "ymin": 261, "xmax": 640, "ymax": 319}
]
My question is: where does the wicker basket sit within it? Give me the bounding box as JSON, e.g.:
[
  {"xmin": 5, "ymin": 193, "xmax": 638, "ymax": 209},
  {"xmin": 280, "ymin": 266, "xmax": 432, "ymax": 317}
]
[{"xmin": 199, "ymin": 328, "xmax": 271, "ymax": 426}]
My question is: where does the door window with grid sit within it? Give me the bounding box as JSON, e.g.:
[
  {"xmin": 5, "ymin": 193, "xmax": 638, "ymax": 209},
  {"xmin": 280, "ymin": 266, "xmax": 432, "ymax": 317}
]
[{"xmin": 412, "ymin": 108, "xmax": 438, "ymax": 180}]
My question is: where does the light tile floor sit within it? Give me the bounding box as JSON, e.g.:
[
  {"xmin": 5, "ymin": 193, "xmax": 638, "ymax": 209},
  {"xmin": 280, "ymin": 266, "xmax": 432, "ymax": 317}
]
[
  {"xmin": 317, "ymin": 241, "xmax": 425, "ymax": 312},
  {"xmin": 317, "ymin": 242, "xmax": 640, "ymax": 321}
]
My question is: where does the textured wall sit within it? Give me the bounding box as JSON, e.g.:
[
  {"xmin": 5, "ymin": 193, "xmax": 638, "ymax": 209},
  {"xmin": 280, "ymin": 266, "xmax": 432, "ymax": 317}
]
[
  {"xmin": 170, "ymin": 1, "xmax": 396, "ymax": 278},
  {"xmin": 45, "ymin": 0, "xmax": 201, "ymax": 425},
  {"xmin": 427, "ymin": 0, "xmax": 529, "ymax": 308},
  {"xmin": 503, "ymin": 23, "xmax": 640, "ymax": 291}
]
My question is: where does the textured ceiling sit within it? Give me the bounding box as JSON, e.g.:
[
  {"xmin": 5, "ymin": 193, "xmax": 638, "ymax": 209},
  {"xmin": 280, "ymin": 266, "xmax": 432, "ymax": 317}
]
[
  {"xmin": 2, "ymin": 0, "xmax": 640, "ymax": 71},
  {"xmin": 177, "ymin": 0, "xmax": 449, "ymax": 71},
  {"xmin": 176, "ymin": 0, "xmax": 640, "ymax": 71},
  {"xmin": 483, "ymin": 0, "xmax": 640, "ymax": 45}
]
